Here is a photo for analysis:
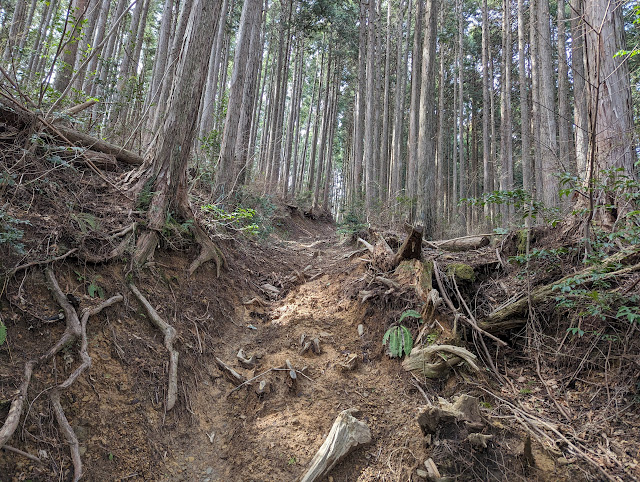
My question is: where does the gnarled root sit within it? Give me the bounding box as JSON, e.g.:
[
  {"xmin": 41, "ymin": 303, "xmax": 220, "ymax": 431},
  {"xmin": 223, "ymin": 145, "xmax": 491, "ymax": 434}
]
[
  {"xmin": 129, "ymin": 283, "xmax": 179, "ymax": 410},
  {"xmin": 0, "ymin": 268, "xmax": 122, "ymax": 482}
]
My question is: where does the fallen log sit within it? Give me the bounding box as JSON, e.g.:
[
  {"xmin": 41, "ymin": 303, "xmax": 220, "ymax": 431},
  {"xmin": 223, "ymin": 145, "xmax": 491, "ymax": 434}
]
[
  {"xmin": 436, "ymin": 235, "xmax": 490, "ymax": 252},
  {"xmin": 300, "ymin": 408, "xmax": 372, "ymax": 482},
  {"xmin": 480, "ymin": 249, "xmax": 640, "ymax": 333},
  {"xmin": 54, "ymin": 126, "xmax": 144, "ymax": 165}
]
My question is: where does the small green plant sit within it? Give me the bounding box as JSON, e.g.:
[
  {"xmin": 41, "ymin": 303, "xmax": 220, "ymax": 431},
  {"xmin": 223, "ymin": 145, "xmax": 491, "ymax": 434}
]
[
  {"xmin": 383, "ymin": 325, "xmax": 413, "ymax": 358},
  {"xmin": 88, "ymin": 278, "xmax": 105, "ymax": 299},
  {"xmin": 287, "ymin": 456, "xmax": 297, "ymax": 466},
  {"xmin": 398, "ymin": 309, "xmax": 422, "ymax": 324},
  {"xmin": 0, "ymin": 317, "xmax": 7, "ymax": 346},
  {"xmin": 519, "ymin": 388, "xmax": 532, "ymax": 395},
  {"xmin": 201, "ymin": 204, "xmax": 259, "ymax": 235},
  {"xmin": 462, "ymin": 189, "xmax": 561, "ymax": 226},
  {"xmin": 337, "ymin": 207, "xmax": 367, "ymax": 237}
]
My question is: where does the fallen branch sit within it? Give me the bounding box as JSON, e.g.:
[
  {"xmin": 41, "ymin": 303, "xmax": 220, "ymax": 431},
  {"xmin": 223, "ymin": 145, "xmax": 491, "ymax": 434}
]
[
  {"xmin": 300, "ymin": 408, "xmax": 372, "ymax": 482},
  {"xmin": 1, "ymin": 444, "xmax": 43, "ymax": 464},
  {"xmin": 53, "ymin": 125, "xmax": 144, "ymax": 165},
  {"xmin": 129, "ymin": 284, "xmax": 179, "ymax": 410}
]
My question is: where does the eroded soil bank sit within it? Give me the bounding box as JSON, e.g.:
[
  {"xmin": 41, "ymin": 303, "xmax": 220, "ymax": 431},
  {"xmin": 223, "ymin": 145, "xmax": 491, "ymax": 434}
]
[{"xmin": 1, "ymin": 211, "xmax": 639, "ymax": 481}]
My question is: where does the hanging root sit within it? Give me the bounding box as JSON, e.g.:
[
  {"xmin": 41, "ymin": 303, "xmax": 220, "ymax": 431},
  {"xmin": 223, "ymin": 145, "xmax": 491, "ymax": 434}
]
[{"xmin": 129, "ymin": 283, "xmax": 179, "ymax": 410}]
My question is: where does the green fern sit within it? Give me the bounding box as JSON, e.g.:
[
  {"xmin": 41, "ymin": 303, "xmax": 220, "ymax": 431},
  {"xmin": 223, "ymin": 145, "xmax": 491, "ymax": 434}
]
[
  {"xmin": 382, "ymin": 325, "xmax": 413, "ymax": 358},
  {"xmin": 398, "ymin": 309, "xmax": 422, "ymax": 324}
]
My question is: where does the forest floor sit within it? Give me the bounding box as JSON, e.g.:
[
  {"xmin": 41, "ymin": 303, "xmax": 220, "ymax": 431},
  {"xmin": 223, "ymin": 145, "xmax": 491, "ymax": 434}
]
[
  {"xmin": 1, "ymin": 111, "xmax": 639, "ymax": 481},
  {"xmin": 1, "ymin": 207, "xmax": 639, "ymax": 481}
]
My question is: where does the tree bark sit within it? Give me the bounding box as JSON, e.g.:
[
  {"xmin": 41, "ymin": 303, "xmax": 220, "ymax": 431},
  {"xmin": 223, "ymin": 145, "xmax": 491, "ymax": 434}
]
[{"xmin": 132, "ymin": 0, "xmax": 223, "ymax": 273}]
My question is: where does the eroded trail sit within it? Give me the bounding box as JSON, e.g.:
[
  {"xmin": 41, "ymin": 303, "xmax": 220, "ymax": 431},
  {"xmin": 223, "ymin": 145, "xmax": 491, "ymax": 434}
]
[{"xmin": 162, "ymin": 236, "xmax": 428, "ymax": 481}]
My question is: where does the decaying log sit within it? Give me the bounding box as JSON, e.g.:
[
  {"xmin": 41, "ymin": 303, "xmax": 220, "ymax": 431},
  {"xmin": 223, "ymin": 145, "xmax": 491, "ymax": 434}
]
[
  {"xmin": 300, "ymin": 408, "xmax": 372, "ymax": 482},
  {"xmin": 402, "ymin": 345, "xmax": 479, "ymax": 379},
  {"xmin": 436, "ymin": 235, "xmax": 490, "ymax": 252},
  {"xmin": 480, "ymin": 252, "xmax": 640, "ymax": 333},
  {"xmin": 59, "ymin": 100, "xmax": 97, "ymax": 118},
  {"xmin": 129, "ymin": 284, "xmax": 179, "ymax": 410},
  {"xmin": 53, "ymin": 125, "xmax": 143, "ymax": 165}
]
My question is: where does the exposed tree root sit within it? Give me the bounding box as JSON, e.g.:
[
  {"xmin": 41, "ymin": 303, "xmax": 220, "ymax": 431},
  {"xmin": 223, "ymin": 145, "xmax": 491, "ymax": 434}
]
[
  {"xmin": 1, "ymin": 444, "xmax": 42, "ymax": 464},
  {"xmin": 129, "ymin": 283, "xmax": 179, "ymax": 410},
  {"xmin": 0, "ymin": 267, "xmax": 122, "ymax": 481},
  {"xmin": 50, "ymin": 390, "xmax": 82, "ymax": 482},
  {"xmin": 402, "ymin": 345, "xmax": 479, "ymax": 379}
]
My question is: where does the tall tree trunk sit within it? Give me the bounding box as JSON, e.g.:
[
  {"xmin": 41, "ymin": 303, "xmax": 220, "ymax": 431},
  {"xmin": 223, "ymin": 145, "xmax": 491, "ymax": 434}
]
[
  {"xmin": 54, "ymin": 0, "xmax": 89, "ymax": 93},
  {"xmin": 538, "ymin": 0, "xmax": 559, "ymax": 208},
  {"xmin": 2, "ymin": 0, "xmax": 27, "ymax": 62},
  {"xmin": 500, "ymin": 0, "xmax": 513, "ymax": 221},
  {"xmin": 518, "ymin": 0, "xmax": 531, "ymax": 199},
  {"xmin": 132, "ymin": 0, "xmax": 222, "ymax": 272},
  {"xmin": 406, "ymin": 0, "xmax": 423, "ymax": 218},
  {"xmin": 216, "ymin": 0, "xmax": 261, "ymax": 199},
  {"xmin": 364, "ymin": 0, "xmax": 377, "ymax": 213},
  {"xmin": 571, "ymin": 0, "xmax": 588, "ymax": 177},
  {"xmin": 379, "ymin": 0, "xmax": 393, "ymax": 203},
  {"xmin": 557, "ymin": 0, "xmax": 571, "ymax": 174},
  {"xmin": 457, "ymin": 0, "xmax": 466, "ymax": 230},
  {"xmin": 353, "ymin": 0, "xmax": 367, "ymax": 204},
  {"xmin": 416, "ymin": 0, "xmax": 438, "ymax": 237},
  {"xmin": 81, "ymin": 0, "xmax": 111, "ymax": 93},
  {"xmin": 481, "ymin": 0, "xmax": 492, "ymax": 224}
]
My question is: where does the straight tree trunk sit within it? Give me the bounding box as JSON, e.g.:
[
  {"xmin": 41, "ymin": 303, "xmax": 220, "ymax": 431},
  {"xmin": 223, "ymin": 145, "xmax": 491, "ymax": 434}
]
[
  {"xmin": 538, "ymin": 0, "xmax": 559, "ymax": 208},
  {"xmin": 364, "ymin": 0, "xmax": 377, "ymax": 213},
  {"xmin": 500, "ymin": 0, "xmax": 513, "ymax": 221},
  {"xmin": 379, "ymin": 0, "xmax": 393, "ymax": 202},
  {"xmin": 518, "ymin": 0, "xmax": 532, "ymax": 197},
  {"xmin": 216, "ymin": 0, "xmax": 261, "ymax": 198},
  {"xmin": 481, "ymin": 0, "xmax": 492, "ymax": 223},
  {"xmin": 557, "ymin": 0, "xmax": 571, "ymax": 173},
  {"xmin": 416, "ymin": 0, "xmax": 438, "ymax": 236},
  {"xmin": 133, "ymin": 0, "xmax": 222, "ymax": 267},
  {"xmin": 571, "ymin": 0, "xmax": 588, "ymax": 177},
  {"xmin": 54, "ymin": 0, "xmax": 89, "ymax": 93},
  {"xmin": 406, "ymin": 0, "xmax": 423, "ymax": 217}
]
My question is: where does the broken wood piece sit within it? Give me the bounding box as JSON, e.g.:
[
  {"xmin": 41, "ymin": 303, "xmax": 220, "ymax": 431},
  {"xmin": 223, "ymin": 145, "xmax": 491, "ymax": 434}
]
[
  {"xmin": 214, "ymin": 356, "xmax": 246, "ymax": 385},
  {"xmin": 374, "ymin": 276, "xmax": 401, "ymax": 290},
  {"xmin": 237, "ymin": 349, "xmax": 257, "ymax": 368},
  {"xmin": 286, "ymin": 359, "xmax": 297, "ymax": 380},
  {"xmin": 58, "ymin": 99, "xmax": 98, "ymax": 118},
  {"xmin": 260, "ymin": 283, "xmax": 281, "ymax": 296},
  {"xmin": 358, "ymin": 290, "xmax": 375, "ymax": 303},
  {"xmin": 424, "ymin": 458, "xmax": 441, "ymax": 478},
  {"xmin": 312, "ymin": 338, "xmax": 321, "ymax": 354},
  {"xmin": 242, "ymin": 297, "xmax": 270, "ymax": 307},
  {"xmin": 393, "ymin": 226, "xmax": 423, "ymax": 265},
  {"xmin": 339, "ymin": 354, "xmax": 359, "ymax": 372},
  {"xmin": 299, "ymin": 408, "xmax": 372, "ymax": 482},
  {"xmin": 467, "ymin": 433, "xmax": 493, "ymax": 449},
  {"xmin": 129, "ymin": 284, "xmax": 179, "ymax": 410},
  {"xmin": 357, "ymin": 237, "xmax": 374, "ymax": 253},
  {"xmin": 300, "ymin": 341, "xmax": 313, "ymax": 355},
  {"xmin": 437, "ymin": 235, "xmax": 490, "ymax": 252},
  {"xmin": 417, "ymin": 394, "xmax": 484, "ymax": 436},
  {"xmin": 402, "ymin": 345, "xmax": 479, "ymax": 379}
]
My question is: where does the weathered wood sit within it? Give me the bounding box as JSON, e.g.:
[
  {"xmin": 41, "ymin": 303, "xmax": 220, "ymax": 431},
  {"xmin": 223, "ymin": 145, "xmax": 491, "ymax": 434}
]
[
  {"xmin": 393, "ymin": 226, "xmax": 423, "ymax": 264},
  {"xmin": 402, "ymin": 345, "xmax": 479, "ymax": 379},
  {"xmin": 54, "ymin": 126, "xmax": 144, "ymax": 165},
  {"xmin": 437, "ymin": 235, "xmax": 490, "ymax": 252},
  {"xmin": 300, "ymin": 408, "xmax": 372, "ymax": 482}
]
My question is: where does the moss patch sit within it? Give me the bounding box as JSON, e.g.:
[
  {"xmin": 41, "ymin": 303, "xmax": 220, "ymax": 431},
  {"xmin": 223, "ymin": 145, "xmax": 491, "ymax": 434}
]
[{"xmin": 447, "ymin": 263, "xmax": 475, "ymax": 282}]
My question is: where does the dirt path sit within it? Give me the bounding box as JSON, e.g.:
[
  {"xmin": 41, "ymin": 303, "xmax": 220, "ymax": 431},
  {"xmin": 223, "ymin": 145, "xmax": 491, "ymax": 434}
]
[{"xmin": 159, "ymin": 235, "xmax": 428, "ymax": 481}]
